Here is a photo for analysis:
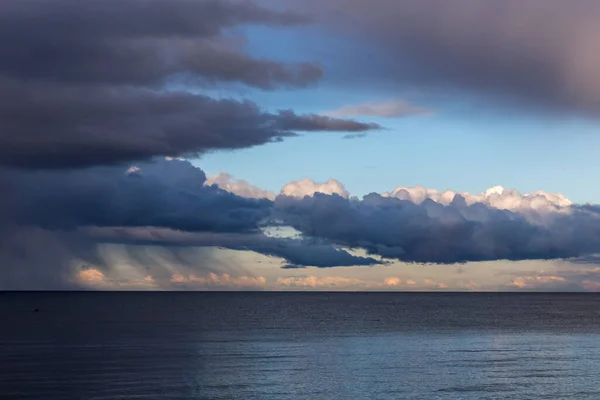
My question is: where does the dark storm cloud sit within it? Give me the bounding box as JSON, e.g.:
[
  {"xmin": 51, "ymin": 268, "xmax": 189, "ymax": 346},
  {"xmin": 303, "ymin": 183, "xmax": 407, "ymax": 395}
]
[
  {"xmin": 2, "ymin": 158, "xmax": 271, "ymax": 233},
  {"xmin": 0, "ymin": 227, "xmax": 97, "ymax": 290},
  {"xmin": 291, "ymin": 0, "xmax": 600, "ymax": 115},
  {"xmin": 85, "ymin": 227, "xmax": 381, "ymax": 268},
  {"xmin": 0, "ymin": 159, "xmax": 380, "ymax": 289},
  {"xmin": 0, "ymin": 0, "xmax": 380, "ymax": 169},
  {"xmin": 0, "ymin": 0, "xmax": 319, "ymax": 89},
  {"xmin": 274, "ymin": 192, "xmax": 600, "ymax": 264},
  {"xmin": 0, "ymin": 81, "xmax": 380, "ymax": 169}
]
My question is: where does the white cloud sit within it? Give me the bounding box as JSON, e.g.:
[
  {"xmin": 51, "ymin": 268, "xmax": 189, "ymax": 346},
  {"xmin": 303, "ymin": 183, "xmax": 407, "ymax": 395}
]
[
  {"xmin": 205, "ymin": 173, "xmax": 276, "ymax": 200},
  {"xmin": 324, "ymin": 99, "xmax": 430, "ymax": 118},
  {"xmin": 280, "ymin": 177, "xmax": 349, "ymax": 198},
  {"xmin": 383, "ymin": 184, "xmax": 573, "ymax": 215}
]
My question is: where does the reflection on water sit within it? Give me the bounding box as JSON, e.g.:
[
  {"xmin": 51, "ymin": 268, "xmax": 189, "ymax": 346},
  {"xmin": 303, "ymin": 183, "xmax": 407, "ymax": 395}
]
[{"xmin": 2, "ymin": 292, "xmax": 600, "ymax": 399}]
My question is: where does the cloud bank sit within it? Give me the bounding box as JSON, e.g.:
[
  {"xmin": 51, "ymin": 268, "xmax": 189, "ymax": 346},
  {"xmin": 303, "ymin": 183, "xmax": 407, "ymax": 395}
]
[
  {"xmin": 6, "ymin": 160, "xmax": 600, "ymax": 288},
  {"xmin": 5, "ymin": 0, "xmax": 600, "ymax": 290},
  {"xmin": 292, "ymin": 0, "xmax": 600, "ymax": 116},
  {"xmin": 274, "ymin": 181, "xmax": 600, "ymax": 264},
  {"xmin": 0, "ymin": 0, "xmax": 380, "ymax": 169},
  {"xmin": 0, "ymin": 159, "xmax": 383, "ymax": 289}
]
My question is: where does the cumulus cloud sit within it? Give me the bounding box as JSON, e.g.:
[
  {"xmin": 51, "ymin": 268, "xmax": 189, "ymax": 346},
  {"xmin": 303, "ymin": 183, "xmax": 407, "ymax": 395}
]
[
  {"xmin": 7, "ymin": 156, "xmax": 600, "ymax": 288},
  {"xmin": 325, "ymin": 99, "xmax": 430, "ymax": 118},
  {"xmin": 274, "ymin": 185, "xmax": 600, "ymax": 264},
  {"xmin": 280, "ymin": 178, "xmax": 349, "ymax": 198},
  {"xmin": 383, "ymin": 185, "xmax": 573, "ymax": 218},
  {"xmin": 289, "ymin": 0, "xmax": 600, "ymax": 116},
  {"xmin": 206, "ymin": 173, "xmax": 276, "ymax": 200}
]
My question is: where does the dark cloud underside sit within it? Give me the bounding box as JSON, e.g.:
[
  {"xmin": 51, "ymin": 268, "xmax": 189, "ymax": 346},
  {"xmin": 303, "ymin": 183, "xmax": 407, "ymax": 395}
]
[
  {"xmin": 274, "ymin": 193, "xmax": 600, "ymax": 264},
  {"xmin": 0, "ymin": 82, "xmax": 379, "ymax": 168},
  {"xmin": 0, "ymin": 0, "xmax": 318, "ymax": 88},
  {"xmin": 0, "ymin": 0, "xmax": 379, "ymax": 169}
]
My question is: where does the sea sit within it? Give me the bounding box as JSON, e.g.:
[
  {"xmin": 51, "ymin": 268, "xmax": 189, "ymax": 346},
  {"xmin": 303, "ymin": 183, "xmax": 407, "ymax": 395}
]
[{"xmin": 2, "ymin": 292, "xmax": 600, "ymax": 399}]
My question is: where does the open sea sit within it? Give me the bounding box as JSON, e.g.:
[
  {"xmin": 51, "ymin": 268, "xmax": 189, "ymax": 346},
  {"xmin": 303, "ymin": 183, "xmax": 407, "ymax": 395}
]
[{"xmin": 2, "ymin": 292, "xmax": 600, "ymax": 399}]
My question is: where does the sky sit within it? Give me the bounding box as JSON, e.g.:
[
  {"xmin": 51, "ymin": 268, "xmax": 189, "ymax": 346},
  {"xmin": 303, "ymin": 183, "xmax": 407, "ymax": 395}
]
[{"xmin": 3, "ymin": 0, "xmax": 600, "ymax": 291}]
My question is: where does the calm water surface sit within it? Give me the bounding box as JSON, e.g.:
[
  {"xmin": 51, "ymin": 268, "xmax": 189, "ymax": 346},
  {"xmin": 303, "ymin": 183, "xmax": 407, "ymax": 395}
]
[{"xmin": 2, "ymin": 292, "xmax": 600, "ymax": 399}]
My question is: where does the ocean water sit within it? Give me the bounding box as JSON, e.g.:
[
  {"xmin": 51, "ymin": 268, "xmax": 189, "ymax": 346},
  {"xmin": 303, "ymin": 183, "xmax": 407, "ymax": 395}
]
[{"xmin": 2, "ymin": 293, "xmax": 600, "ymax": 399}]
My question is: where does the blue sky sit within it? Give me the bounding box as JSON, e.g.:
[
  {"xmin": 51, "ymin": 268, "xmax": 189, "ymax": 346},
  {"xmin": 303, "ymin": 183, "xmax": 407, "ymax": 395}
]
[
  {"xmin": 188, "ymin": 24, "xmax": 600, "ymax": 205},
  {"xmin": 197, "ymin": 108, "xmax": 600, "ymax": 203}
]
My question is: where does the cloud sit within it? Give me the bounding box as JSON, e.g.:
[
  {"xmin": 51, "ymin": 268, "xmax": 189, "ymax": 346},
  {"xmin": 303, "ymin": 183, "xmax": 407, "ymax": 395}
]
[
  {"xmin": 325, "ymin": 99, "xmax": 431, "ymax": 118},
  {"xmin": 3, "ymin": 158, "xmax": 272, "ymax": 233},
  {"xmin": 76, "ymin": 267, "xmax": 158, "ymax": 290},
  {"xmin": 275, "ymin": 110, "xmax": 381, "ymax": 132},
  {"xmin": 0, "ymin": 82, "xmax": 380, "ymax": 169},
  {"xmin": 78, "ymin": 269, "xmax": 107, "ymax": 284},
  {"xmin": 7, "ymin": 157, "xmax": 600, "ymax": 288},
  {"xmin": 170, "ymin": 273, "xmax": 266, "ymax": 289},
  {"xmin": 0, "ymin": 227, "xmax": 99, "ymax": 290},
  {"xmin": 0, "ymin": 0, "xmax": 381, "ymax": 170},
  {"xmin": 274, "ymin": 243, "xmax": 381, "ymax": 268},
  {"xmin": 0, "ymin": 0, "xmax": 318, "ymax": 89},
  {"xmin": 281, "ymin": 178, "xmax": 349, "ymax": 198},
  {"xmin": 383, "ymin": 185, "xmax": 573, "ymax": 219},
  {"xmin": 423, "ymin": 279, "xmax": 448, "ymax": 290},
  {"xmin": 86, "ymin": 226, "xmax": 381, "ymax": 269},
  {"xmin": 509, "ymin": 275, "xmax": 566, "ymax": 289},
  {"xmin": 291, "ymin": 0, "xmax": 600, "ymax": 116},
  {"xmin": 206, "ymin": 173, "xmax": 276, "ymax": 200},
  {"xmin": 504, "ymin": 263, "xmax": 600, "ymax": 291},
  {"xmin": 277, "ymin": 275, "xmax": 375, "ymax": 289},
  {"xmin": 274, "ymin": 184, "xmax": 600, "ymax": 264},
  {"xmin": 383, "ymin": 276, "xmax": 401, "ymax": 286},
  {"xmin": 276, "ymin": 275, "xmax": 427, "ymax": 290},
  {"xmin": 384, "ymin": 276, "xmax": 447, "ymax": 290},
  {"xmin": 1, "ymin": 158, "xmax": 394, "ymax": 289},
  {"xmin": 342, "ymin": 132, "xmax": 368, "ymax": 140}
]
